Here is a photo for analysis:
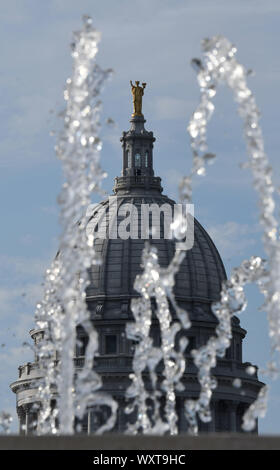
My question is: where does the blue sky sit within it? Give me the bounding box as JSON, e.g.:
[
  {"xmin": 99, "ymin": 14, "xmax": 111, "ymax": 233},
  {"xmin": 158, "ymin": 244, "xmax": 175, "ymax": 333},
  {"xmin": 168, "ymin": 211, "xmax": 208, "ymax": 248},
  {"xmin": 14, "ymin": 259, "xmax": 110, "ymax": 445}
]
[{"xmin": 1, "ymin": 0, "xmax": 280, "ymax": 433}]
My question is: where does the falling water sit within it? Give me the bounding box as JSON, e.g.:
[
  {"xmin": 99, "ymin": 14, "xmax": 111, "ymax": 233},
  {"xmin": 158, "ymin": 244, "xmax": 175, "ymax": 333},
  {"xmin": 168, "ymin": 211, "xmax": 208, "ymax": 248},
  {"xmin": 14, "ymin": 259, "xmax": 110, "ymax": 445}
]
[
  {"xmin": 125, "ymin": 244, "xmax": 190, "ymax": 434},
  {"xmin": 183, "ymin": 35, "xmax": 280, "ymax": 432},
  {"xmin": 35, "ymin": 260, "xmax": 61, "ymax": 434},
  {"xmin": 35, "ymin": 15, "xmax": 117, "ymax": 434},
  {"xmin": 185, "ymin": 256, "xmax": 269, "ymax": 433}
]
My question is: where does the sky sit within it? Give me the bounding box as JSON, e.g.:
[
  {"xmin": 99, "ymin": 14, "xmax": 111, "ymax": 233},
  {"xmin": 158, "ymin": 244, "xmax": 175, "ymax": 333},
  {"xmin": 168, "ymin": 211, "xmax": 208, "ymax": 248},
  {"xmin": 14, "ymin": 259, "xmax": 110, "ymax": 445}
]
[{"xmin": 1, "ymin": 0, "xmax": 280, "ymax": 434}]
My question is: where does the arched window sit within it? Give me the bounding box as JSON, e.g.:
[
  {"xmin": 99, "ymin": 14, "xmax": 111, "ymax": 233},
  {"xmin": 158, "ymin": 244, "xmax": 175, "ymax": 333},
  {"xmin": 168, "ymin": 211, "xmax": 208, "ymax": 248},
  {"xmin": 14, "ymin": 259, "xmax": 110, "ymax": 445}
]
[
  {"xmin": 105, "ymin": 335, "xmax": 117, "ymax": 354},
  {"xmin": 145, "ymin": 151, "xmax": 149, "ymax": 167},
  {"xmin": 135, "ymin": 153, "xmax": 141, "ymax": 167}
]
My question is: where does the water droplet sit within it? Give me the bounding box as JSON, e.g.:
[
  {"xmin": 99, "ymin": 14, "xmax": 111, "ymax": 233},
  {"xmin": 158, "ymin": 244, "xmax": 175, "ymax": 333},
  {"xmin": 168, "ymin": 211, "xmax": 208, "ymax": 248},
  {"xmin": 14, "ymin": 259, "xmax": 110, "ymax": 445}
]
[
  {"xmin": 245, "ymin": 365, "xmax": 256, "ymax": 376},
  {"xmin": 233, "ymin": 378, "xmax": 242, "ymax": 388},
  {"xmin": 106, "ymin": 117, "xmax": 115, "ymax": 126},
  {"xmin": 191, "ymin": 58, "xmax": 204, "ymax": 73}
]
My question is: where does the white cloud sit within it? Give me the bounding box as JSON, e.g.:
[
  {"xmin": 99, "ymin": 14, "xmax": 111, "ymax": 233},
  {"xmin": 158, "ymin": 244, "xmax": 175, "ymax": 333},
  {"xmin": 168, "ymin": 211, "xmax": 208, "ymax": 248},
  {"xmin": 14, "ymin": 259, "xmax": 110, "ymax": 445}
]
[
  {"xmin": 153, "ymin": 97, "xmax": 193, "ymax": 120},
  {"xmin": 0, "ymin": 284, "xmax": 42, "ymax": 318},
  {"xmin": 0, "ymin": 253, "xmax": 51, "ymax": 340},
  {"xmin": 207, "ymin": 221, "xmax": 260, "ymax": 259},
  {"xmin": 102, "ymin": 128, "xmax": 122, "ymax": 154},
  {"xmin": 0, "ymin": 252, "xmax": 48, "ymax": 430},
  {"xmin": 0, "ymin": 254, "xmax": 50, "ymax": 282},
  {"xmin": 10, "ymin": 94, "xmax": 49, "ymax": 131}
]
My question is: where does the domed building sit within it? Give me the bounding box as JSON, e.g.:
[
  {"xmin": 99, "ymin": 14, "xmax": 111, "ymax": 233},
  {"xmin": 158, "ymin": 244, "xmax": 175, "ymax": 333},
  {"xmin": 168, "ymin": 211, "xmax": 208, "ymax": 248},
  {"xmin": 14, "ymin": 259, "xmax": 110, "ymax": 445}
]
[{"xmin": 11, "ymin": 88, "xmax": 263, "ymax": 434}]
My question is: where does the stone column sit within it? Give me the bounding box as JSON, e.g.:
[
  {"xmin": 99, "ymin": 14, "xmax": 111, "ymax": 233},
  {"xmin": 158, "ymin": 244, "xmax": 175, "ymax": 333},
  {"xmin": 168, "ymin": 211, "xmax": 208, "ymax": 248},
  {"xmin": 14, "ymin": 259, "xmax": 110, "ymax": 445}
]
[
  {"xmin": 25, "ymin": 406, "xmax": 29, "ymax": 435},
  {"xmin": 228, "ymin": 401, "xmax": 237, "ymax": 432},
  {"xmin": 118, "ymin": 398, "xmax": 125, "ymax": 432},
  {"xmin": 209, "ymin": 402, "xmax": 216, "ymax": 432},
  {"xmin": 178, "ymin": 397, "xmax": 187, "ymax": 432},
  {"xmin": 18, "ymin": 407, "xmax": 25, "ymax": 435}
]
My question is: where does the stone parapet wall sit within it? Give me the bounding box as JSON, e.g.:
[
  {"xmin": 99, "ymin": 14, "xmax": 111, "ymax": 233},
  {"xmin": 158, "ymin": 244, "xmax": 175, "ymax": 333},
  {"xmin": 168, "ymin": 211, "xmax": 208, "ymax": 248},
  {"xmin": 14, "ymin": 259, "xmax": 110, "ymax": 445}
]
[{"xmin": 0, "ymin": 434, "xmax": 279, "ymax": 450}]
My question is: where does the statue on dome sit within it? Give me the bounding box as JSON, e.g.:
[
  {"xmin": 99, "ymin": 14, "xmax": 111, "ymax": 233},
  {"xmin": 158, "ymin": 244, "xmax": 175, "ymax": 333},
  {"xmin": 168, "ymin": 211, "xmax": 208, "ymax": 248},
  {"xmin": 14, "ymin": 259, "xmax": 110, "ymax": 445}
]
[{"xmin": 130, "ymin": 80, "xmax": 146, "ymax": 116}]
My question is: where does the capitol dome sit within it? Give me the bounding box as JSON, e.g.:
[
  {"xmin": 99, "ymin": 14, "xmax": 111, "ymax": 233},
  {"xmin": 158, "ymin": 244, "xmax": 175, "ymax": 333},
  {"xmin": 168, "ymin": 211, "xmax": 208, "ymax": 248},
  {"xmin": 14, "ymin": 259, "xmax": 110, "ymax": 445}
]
[
  {"xmin": 11, "ymin": 103, "xmax": 263, "ymax": 435},
  {"xmin": 87, "ymin": 196, "xmax": 226, "ymax": 304}
]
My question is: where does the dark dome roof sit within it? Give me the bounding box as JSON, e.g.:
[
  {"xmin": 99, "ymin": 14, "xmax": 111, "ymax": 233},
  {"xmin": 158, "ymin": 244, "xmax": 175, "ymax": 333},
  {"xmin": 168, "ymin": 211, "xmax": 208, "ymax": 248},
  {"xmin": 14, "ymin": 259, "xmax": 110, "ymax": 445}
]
[{"xmin": 87, "ymin": 193, "xmax": 226, "ymax": 303}]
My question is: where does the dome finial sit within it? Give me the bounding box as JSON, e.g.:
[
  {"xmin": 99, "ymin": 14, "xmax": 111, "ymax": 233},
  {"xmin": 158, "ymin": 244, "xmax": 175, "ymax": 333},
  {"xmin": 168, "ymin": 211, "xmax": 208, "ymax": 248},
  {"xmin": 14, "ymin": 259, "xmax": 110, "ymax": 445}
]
[{"xmin": 130, "ymin": 80, "xmax": 146, "ymax": 117}]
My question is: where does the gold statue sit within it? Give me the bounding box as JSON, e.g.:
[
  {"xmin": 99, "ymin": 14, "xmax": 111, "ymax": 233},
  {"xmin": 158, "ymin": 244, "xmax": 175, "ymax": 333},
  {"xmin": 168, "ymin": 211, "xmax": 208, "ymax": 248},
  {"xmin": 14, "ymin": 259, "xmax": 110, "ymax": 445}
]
[{"xmin": 130, "ymin": 80, "xmax": 146, "ymax": 116}]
